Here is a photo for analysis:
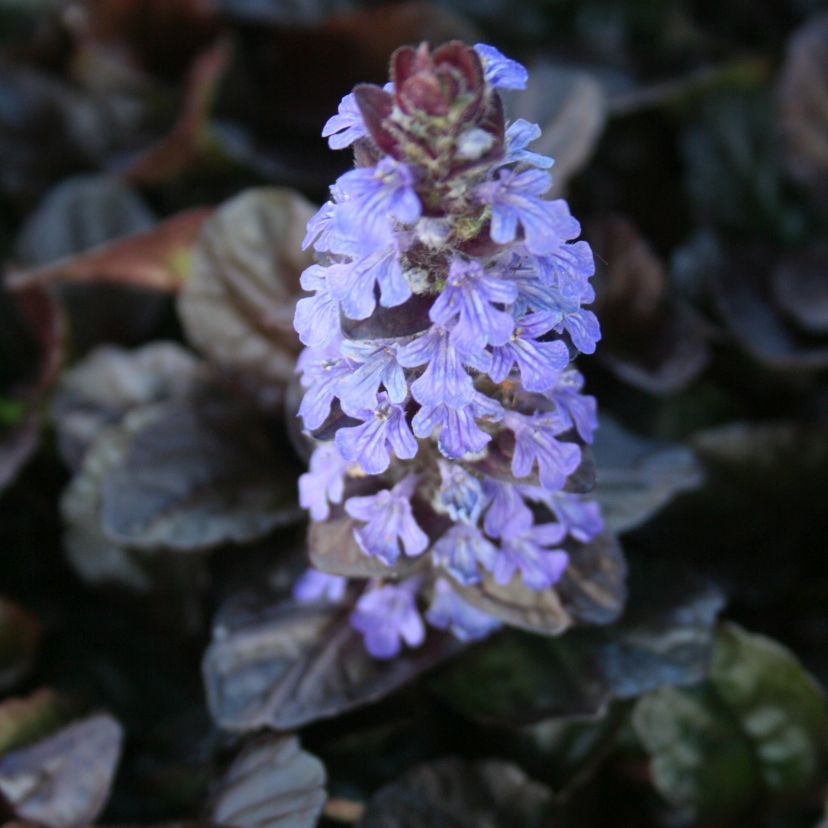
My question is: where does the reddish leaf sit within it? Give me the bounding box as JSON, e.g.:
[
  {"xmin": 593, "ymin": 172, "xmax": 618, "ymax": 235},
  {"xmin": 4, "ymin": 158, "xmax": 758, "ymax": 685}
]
[
  {"xmin": 124, "ymin": 38, "xmax": 234, "ymax": 184},
  {"xmin": 11, "ymin": 208, "xmax": 211, "ymax": 294}
]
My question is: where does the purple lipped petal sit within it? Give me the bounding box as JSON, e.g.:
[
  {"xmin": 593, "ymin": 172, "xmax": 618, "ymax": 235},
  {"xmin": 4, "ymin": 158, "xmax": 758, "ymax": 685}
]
[
  {"xmin": 474, "ymin": 43, "xmax": 528, "ymax": 90},
  {"xmin": 482, "ymin": 478, "xmax": 533, "ymax": 538},
  {"xmin": 398, "ymin": 325, "xmax": 477, "ymax": 407},
  {"xmin": 322, "ymin": 92, "xmax": 368, "ymax": 149},
  {"xmin": 351, "ymin": 582, "xmax": 424, "ymax": 659},
  {"xmin": 298, "ymin": 443, "xmax": 349, "ymax": 521},
  {"xmin": 427, "ymin": 579, "xmax": 501, "ymax": 642},
  {"xmin": 335, "ymin": 394, "xmax": 418, "ymax": 475},
  {"xmin": 504, "ymin": 119, "xmax": 554, "ymax": 169},
  {"xmin": 293, "ymin": 568, "xmax": 347, "ymax": 603},
  {"xmin": 345, "ymin": 475, "xmax": 428, "ymax": 564},
  {"xmin": 432, "ymin": 524, "xmax": 498, "ymax": 586},
  {"xmin": 505, "ymin": 410, "xmax": 581, "ymax": 490}
]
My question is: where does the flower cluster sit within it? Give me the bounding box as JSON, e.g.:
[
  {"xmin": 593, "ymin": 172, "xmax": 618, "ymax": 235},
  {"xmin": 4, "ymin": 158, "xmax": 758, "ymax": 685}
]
[{"xmin": 293, "ymin": 41, "xmax": 604, "ymax": 658}]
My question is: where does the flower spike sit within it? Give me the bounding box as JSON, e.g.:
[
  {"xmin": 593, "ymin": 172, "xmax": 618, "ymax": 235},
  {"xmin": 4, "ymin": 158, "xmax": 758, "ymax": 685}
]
[{"xmin": 294, "ymin": 41, "xmax": 604, "ymax": 657}]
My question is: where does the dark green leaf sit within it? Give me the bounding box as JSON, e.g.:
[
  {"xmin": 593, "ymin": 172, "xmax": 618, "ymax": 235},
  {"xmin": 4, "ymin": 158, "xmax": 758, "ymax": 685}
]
[
  {"xmin": 633, "ymin": 624, "xmax": 828, "ymax": 817},
  {"xmin": 0, "ymin": 689, "xmax": 68, "ymax": 756},
  {"xmin": 433, "ymin": 559, "xmax": 722, "ymax": 725},
  {"xmin": 357, "ymin": 757, "xmax": 553, "ymax": 828}
]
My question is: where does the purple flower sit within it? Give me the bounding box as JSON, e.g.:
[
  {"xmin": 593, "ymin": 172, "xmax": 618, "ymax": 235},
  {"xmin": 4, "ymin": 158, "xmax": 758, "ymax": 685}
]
[
  {"xmin": 297, "ymin": 341, "xmax": 355, "ymax": 430},
  {"xmin": 546, "ymin": 369, "xmax": 598, "ymax": 443},
  {"xmin": 534, "ymin": 240, "xmax": 596, "ymax": 290},
  {"xmin": 337, "ymin": 338, "xmax": 407, "ymax": 414},
  {"xmin": 336, "ymin": 158, "xmax": 421, "ymax": 243},
  {"xmin": 302, "ymin": 201, "xmax": 336, "ymax": 251},
  {"xmin": 293, "ymin": 568, "xmax": 347, "ymax": 603},
  {"xmin": 432, "ymin": 524, "xmax": 497, "ymax": 585},
  {"xmin": 505, "ymin": 410, "xmax": 581, "ymax": 490},
  {"xmin": 426, "ymin": 579, "xmax": 501, "ymax": 641},
  {"xmin": 298, "ymin": 443, "xmax": 349, "ymax": 521},
  {"xmin": 474, "ymin": 43, "xmax": 528, "ymax": 90},
  {"xmin": 481, "ymin": 477, "xmax": 532, "ymax": 538},
  {"xmin": 334, "ymin": 393, "xmax": 418, "ymax": 474},
  {"xmin": 294, "ymin": 264, "xmax": 342, "ymax": 348},
  {"xmin": 504, "ymin": 119, "xmax": 554, "ymax": 169},
  {"xmin": 435, "ymin": 460, "xmax": 485, "ymax": 523},
  {"xmin": 345, "ymin": 475, "xmax": 428, "ymax": 565},
  {"xmin": 489, "ymin": 312, "xmax": 570, "ymax": 392},
  {"xmin": 397, "ymin": 324, "xmax": 490, "ymax": 407},
  {"xmin": 531, "ymin": 304, "xmax": 600, "ymax": 357},
  {"xmin": 413, "ymin": 393, "xmax": 503, "ymax": 459},
  {"xmin": 327, "ymin": 241, "xmax": 411, "ymax": 320},
  {"xmin": 476, "ymin": 169, "xmax": 580, "ymax": 255},
  {"xmin": 520, "ymin": 486, "xmax": 604, "ymax": 542},
  {"xmin": 351, "ymin": 581, "xmax": 425, "ymax": 659},
  {"xmin": 500, "ymin": 253, "xmax": 600, "ymax": 356},
  {"xmin": 493, "ymin": 511, "xmax": 569, "ymax": 589},
  {"xmin": 322, "ymin": 92, "xmax": 368, "ymax": 150},
  {"xmin": 429, "ymin": 257, "xmax": 517, "ymax": 350}
]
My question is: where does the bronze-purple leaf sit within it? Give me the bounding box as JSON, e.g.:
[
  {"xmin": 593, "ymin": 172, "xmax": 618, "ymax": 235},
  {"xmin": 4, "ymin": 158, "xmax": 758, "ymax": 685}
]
[
  {"xmin": 203, "ymin": 596, "xmax": 461, "ymax": 732},
  {"xmin": 555, "ymin": 530, "xmax": 627, "ymax": 626},
  {"xmin": 308, "ymin": 512, "xmax": 425, "ymax": 580},
  {"xmin": 0, "ymin": 714, "xmax": 122, "ymax": 828},
  {"xmin": 770, "ymin": 245, "xmax": 828, "ymax": 336},
  {"xmin": 51, "ymin": 342, "xmax": 206, "ymax": 471},
  {"xmin": 457, "ymin": 575, "xmax": 573, "ymax": 635},
  {"xmin": 711, "ymin": 244, "xmax": 828, "ymax": 370},
  {"xmin": 208, "ymin": 735, "xmax": 326, "ymax": 828},
  {"xmin": 99, "ymin": 395, "xmax": 301, "ymax": 552},
  {"xmin": 178, "ymin": 188, "xmax": 315, "ymax": 405},
  {"xmin": 11, "ymin": 207, "xmax": 211, "ymax": 294},
  {"xmin": 590, "ymin": 215, "xmax": 710, "ymax": 395}
]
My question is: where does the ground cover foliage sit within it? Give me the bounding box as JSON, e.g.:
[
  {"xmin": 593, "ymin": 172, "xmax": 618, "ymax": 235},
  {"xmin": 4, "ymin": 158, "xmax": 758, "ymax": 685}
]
[{"xmin": 1, "ymin": 1, "xmax": 828, "ymax": 826}]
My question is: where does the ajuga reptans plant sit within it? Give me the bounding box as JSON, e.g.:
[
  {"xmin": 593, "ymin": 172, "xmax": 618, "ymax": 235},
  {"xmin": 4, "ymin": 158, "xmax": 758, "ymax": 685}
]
[{"xmin": 293, "ymin": 41, "xmax": 603, "ymax": 658}]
